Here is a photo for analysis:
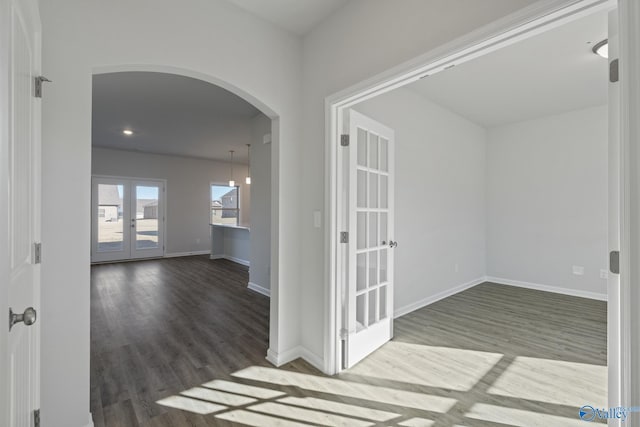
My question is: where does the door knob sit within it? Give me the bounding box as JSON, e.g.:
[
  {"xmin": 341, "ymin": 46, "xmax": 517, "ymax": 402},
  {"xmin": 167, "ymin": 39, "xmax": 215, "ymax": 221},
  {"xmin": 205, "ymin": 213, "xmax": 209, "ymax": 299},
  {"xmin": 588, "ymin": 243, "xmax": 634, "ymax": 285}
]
[
  {"xmin": 9, "ymin": 307, "xmax": 37, "ymax": 331},
  {"xmin": 389, "ymin": 240, "xmax": 398, "ymax": 248}
]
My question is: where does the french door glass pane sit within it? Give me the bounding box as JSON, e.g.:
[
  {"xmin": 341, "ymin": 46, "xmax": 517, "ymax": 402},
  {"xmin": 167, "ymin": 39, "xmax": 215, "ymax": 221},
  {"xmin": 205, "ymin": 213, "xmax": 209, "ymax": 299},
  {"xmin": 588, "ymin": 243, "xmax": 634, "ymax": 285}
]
[
  {"xmin": 97, "ymin": 184, "xmax": 124, "ymax": 252},
  {"xmin": 368, "ymin": 289, "xmax": 377, "ymax": 325},
  {"xmin": 357, "ymin": 170, "xmax": 367, "ymax": 208},
  {"xmin": 369, "ymin": 251, "xmax": 378, "ymax": 287},
  {"xmin": 380, "ymin": 138, "xmax": 389, "ymax": 172},
  {"xmin": 380, "ymin": 249, "xmax": 388, "ymax": 283},
  {"xmin": 369, "ymin": 172, "xmax": 378, "ymax": 208},
  {"xmin": 356, "ymin": 294, "xmax": 366, "ymax": 331},
  {"xmin": 356, "ymin": 253, "xmax": 367, "ymax": 292},
  {"xmin": 368, "ymin": 212, "xmax": 378, "ymax": 248},
  {"xmin": 357, "ymin": 212, "xmax": 366, "ymax": 250},
  {"xmin": 357, "ymin": 128, "xmax": 368, "ymax": 167},
  {"xmin": 379, "ymin": 286, "xmax": 388, "ymax": 320},
  {"xmin": 135, "ymin": 185, "xmax": 159, "ymax": 249},
  {"xmin": 380, "ymin": 175, "xmax": 388, "ymax": 209},
  {"xmin": 369, "ymin": 134, "xmax": 379, "ymax": 170}
]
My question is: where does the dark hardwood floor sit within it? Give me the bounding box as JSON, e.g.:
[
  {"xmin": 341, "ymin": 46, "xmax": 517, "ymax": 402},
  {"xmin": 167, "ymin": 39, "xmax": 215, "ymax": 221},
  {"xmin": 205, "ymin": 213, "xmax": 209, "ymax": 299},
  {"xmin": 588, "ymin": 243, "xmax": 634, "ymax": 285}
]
[
  {"xmin": 91, "ymin": 256, "xmax": 607, "ymax": 426},
  {"xmin": 90, "ymin": 256, "xmax": 294, "ymax": 426}
]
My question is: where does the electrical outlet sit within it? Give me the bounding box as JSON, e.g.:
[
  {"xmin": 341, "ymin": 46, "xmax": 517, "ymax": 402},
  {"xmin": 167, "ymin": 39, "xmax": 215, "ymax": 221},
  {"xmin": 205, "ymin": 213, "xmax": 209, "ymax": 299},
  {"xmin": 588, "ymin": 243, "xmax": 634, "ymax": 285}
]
[
  {"xmin": 195, "ymin": 238, "xmax": 201, "ymax": 244},
  {"xmin": 572, "ymin": 265, "xmax": 584, "ymax": 276},
  {"xmin": 600, "ymin": 269, "xmax": 609, "ymax": 279}
]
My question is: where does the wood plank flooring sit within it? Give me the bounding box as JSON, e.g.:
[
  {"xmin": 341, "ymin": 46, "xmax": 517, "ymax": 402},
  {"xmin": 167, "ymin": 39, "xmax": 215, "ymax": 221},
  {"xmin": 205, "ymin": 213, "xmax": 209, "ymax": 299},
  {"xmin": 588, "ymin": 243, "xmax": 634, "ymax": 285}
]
[{"xmin": 91, "ymin": 256, "xmax": 607, "ymax": 426}]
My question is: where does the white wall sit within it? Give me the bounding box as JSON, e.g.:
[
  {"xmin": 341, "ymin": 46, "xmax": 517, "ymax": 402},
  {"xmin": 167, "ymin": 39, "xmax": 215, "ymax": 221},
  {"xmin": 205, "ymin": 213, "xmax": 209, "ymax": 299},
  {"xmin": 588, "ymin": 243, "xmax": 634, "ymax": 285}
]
[
  {"xmin": 249, "ymin": 115, "xmax": 272, "ymax": 292},
  {"xmin": 354, "ymin": 88, "xmax": 487, "ymax": 315},
  {"xmin": 92, "ymin": 147, "xmax": 251, "ymax": 254},
  {"xmin": 40, "ymin": 1, "xmax": 302, "ymax": 425},
  {"xmin": 300, "ymin": 0, "xmax": 538, "ymax": 363},
  {"xmin": 486, "ymin": 105, "xmax": 608, "ymax": 297}
]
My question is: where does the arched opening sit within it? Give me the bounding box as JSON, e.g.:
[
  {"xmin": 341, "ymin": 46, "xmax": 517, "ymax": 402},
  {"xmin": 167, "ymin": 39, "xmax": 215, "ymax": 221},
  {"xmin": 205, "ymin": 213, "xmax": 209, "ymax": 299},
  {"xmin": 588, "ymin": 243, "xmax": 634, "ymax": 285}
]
[{"xmin": 88, "ymin": 68, "xmax": 281, "ymax": 418}]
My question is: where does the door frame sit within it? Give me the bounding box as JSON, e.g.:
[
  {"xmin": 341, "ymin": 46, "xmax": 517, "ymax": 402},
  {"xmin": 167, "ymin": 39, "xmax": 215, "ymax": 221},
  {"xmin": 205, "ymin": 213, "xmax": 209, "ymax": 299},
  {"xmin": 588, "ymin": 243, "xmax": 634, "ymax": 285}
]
[
  {"xmin": 325, "ymin": 0, "xmax": 626, "ymax": 391},
  {"xmin": 91, "ymin": 174, "xmax": 167, "ymax": 263}
]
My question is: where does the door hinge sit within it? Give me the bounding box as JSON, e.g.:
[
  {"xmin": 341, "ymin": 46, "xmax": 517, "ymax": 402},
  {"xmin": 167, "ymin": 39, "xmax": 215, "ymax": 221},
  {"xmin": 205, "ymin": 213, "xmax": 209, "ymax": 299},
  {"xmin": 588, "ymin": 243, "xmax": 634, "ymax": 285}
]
[
  {"xmin": 340, "ymin": 134, "xmax": 349, "ymax": 147},
  {"xmin": 34, "ymin": 409, "xmax": 40, "ymax": 427},
  {"xmin": 33, "ymin": 242, "xmax": 42, "ymax": 264},
  {"xmin": 340, "ymin": 232, "xmax": 349, "ymax": 243},
  {"xmin": 610, "ymin": 250, "xmax": 620, "ymax": 274},
  {"xmin": 610, "ymin": 58, "xmax": 619, "ymax": 83},
  {"xmin": 34, "ymin": 76, "xmax": 52, "ymax": 98}
]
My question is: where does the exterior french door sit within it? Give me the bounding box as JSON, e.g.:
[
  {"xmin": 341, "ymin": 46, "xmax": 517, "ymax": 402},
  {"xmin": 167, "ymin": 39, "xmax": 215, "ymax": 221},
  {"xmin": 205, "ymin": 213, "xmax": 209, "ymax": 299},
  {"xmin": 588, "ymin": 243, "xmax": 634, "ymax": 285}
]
[
  {"xmin": 91, "ymin": 176, "xmax": 165, "ymax": 262},
  {"xmin": 344, "ymin": 110, "xmax": 395, "ymax": 369}
]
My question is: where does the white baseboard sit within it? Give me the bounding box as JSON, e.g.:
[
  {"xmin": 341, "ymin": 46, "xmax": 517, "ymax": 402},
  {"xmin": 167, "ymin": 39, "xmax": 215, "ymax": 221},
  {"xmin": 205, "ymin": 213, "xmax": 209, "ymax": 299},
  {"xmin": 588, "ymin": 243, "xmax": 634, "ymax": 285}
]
[
  {"xmin": 266, "ymin": 346, "xmax": 324, "ymax": 371},
  {"xmin": 210, "ymin": 254, "xmax": 250, "ymax": 266},
  {"xmin": 248, "ymin": 282, "xmax": 270, "ymax": 297},
  {"xmin": 164, "ymin": 250, "xmax": 210, "ymax": 258},
  {"xmin": 486, "ymin": 276, "xmax": 608, "ymax": 301},
  {"xmin": 299, "ymin": 347, "xmax": 325, "ymax": 372},
  {"xmin": 394, "ymin": 276, "xmax": 486, "ymax": 319}
]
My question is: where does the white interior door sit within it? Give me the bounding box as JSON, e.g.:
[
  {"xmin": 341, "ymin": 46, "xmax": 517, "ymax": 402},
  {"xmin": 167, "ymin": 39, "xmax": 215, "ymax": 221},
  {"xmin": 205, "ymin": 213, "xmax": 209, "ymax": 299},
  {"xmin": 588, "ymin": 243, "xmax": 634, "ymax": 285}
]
[
  {"xmin": 344, "ymin": 110, "xmax": 395, "ymax": 369},
  {"xmin": 607, "ymin": 9, "xmax": 622, "ymax": 425},
  {"xmin": 4, "ymin": 0, "xmax": 41, "ymax": 425},
  {"xmin": 91, "ymin": 176, "xmax": 164, "ymax": 262}
]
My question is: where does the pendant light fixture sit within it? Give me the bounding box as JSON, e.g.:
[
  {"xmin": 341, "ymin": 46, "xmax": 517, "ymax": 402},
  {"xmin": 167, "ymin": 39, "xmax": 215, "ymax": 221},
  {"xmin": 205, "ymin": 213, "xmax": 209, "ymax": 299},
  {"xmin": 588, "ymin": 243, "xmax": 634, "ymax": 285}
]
[
  {"xmin": 228, "ymin": 150, "xmax": 235, "ymax": 187},
  {"xmin": 245, "ymin": 144, "xmax": 252, "ymax": 185}
]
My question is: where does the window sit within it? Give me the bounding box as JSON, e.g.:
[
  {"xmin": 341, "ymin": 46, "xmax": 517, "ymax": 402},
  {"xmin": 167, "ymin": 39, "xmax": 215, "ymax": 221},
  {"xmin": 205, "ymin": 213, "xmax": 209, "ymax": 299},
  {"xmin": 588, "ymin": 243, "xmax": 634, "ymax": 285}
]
[{"xmin": 211, "ymin": 184, "xmax": 239, "ymax": 225}]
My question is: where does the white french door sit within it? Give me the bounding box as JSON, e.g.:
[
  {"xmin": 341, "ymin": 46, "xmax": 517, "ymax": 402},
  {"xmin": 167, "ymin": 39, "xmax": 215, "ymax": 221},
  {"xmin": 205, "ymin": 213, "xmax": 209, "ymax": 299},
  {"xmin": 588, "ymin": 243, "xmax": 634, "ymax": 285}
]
[
  {"xmin": 91, "ymin": 176, "xmax": 165, "ymax": 262},
  {"xmin": 344, "ymin": 110, "xmax": 395, "ymax": 369},
  {"xmin": 2, "ymin": 0, "xmax": 42, "ymax": 425}
]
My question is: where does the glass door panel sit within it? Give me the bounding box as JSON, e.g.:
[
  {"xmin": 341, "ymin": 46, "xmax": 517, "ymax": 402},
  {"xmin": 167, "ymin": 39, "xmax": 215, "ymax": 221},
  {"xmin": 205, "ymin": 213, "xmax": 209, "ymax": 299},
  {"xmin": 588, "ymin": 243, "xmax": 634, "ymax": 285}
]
[
  {"xmin": 131, "ymin": 181, "xmax": 164, "ymax": 259},
  {"xmin": 97, "ymin": 183, "xmax": 124, "ymax": 252},
  {"xmin": 134, "ymin": 185, "xmax": 159, "ymax": 250}
]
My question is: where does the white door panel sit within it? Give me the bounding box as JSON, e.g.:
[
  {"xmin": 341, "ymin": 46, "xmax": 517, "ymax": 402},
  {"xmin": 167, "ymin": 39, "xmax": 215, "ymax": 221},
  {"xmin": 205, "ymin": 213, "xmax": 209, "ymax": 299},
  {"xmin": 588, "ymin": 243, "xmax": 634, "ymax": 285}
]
[
  {"xmin": 5, "ymin": 0, "xmax": 41, "ymax": 425},
  {"xmin": 345, "ymin": 110, "xmax": 395, "ymax": 369}
]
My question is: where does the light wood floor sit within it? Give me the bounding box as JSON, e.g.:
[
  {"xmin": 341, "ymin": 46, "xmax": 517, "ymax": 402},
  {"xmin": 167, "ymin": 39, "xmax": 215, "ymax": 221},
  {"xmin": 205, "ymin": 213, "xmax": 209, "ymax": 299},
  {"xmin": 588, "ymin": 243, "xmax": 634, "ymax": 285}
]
[{"xmin": 91, "ymin": 256, "xmax": 607, "ymax": 426}]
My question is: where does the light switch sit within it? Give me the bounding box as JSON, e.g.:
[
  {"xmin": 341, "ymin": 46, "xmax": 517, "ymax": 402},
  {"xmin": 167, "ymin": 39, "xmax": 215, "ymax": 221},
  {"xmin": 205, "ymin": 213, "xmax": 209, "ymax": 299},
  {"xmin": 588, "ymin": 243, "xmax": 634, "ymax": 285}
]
[{"xmin": 313, "ymin": 211, "xmax": 322, "ymax": 228}]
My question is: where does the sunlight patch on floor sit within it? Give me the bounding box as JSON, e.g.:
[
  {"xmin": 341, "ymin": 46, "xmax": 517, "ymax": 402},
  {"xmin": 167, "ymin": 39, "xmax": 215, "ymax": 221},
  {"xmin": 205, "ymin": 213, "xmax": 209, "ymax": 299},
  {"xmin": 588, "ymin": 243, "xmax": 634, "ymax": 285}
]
[
  {"xmin": 202, "ymin": 379, "xmax": 286, "ymax": 399},
  {"xmin": 216, "ymin": 409, "xmax": 314, "ymax": 426},
  {"xmin": 397, "ymin": 417, "xmax": 435, "ymax": 426},
  {"xmin": 277, "ymin": 396, "xmax": 398, "ymax": 422},
  {"xmin": 487, "ymin": 356, "xmax": 607, "ymax": 408},
  {"xmin": 249, "ymin": 402, "xmax": 374, "ymax": 426},
  {"xmin": 181, "ymin": 387, "xmax": 257, "ymax": 406},
  {"xmin": 232, "ymin": 365, "xmax": 457, "ymax": 412},
  {"xmin": 466, "ymin": 403, "xmax": 595, "ymax": 427},
  {"xmin": 346, "ymin": 341, "xmax": 503, "ymax": 391},
  {"xmin": 156, "ymin": 395, "xmax": 227, "ymax": 415}
]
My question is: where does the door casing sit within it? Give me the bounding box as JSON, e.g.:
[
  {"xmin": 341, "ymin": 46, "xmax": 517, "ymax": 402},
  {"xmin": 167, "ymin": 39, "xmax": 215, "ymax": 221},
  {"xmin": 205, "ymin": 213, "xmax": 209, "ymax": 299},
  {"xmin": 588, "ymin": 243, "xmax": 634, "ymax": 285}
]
[{"xmin": 325, "ymin": 2, "xmax": 625, "ymax": 404}]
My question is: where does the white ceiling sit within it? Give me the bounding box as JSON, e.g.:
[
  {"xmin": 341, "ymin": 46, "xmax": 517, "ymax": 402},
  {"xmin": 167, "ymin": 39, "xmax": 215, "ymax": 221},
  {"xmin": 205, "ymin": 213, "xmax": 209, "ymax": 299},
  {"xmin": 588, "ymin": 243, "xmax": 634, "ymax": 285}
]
[
  {"xmin": 407, "ymin": 10, "xmax": 608, "ymax": 128},
  {"xmin": 225, "ymin": 0, "xmax": 349, "ymax": 35},
  {"xmin": 92, "ymin": 72, "xmax": 262, "ymax": 163}
]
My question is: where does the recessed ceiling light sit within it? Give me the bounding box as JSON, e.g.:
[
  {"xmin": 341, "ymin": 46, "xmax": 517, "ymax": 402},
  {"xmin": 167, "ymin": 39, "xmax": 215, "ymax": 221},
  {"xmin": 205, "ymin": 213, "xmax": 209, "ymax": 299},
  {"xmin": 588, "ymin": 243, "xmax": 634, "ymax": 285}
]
[
  {"xmin": 123, "ymin": 129, "xmax": 134, "ymax": 136},
  {"xmin": 592, "ymin": 39, "xmax": 608, "ymax": 59}
]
